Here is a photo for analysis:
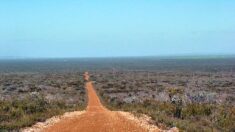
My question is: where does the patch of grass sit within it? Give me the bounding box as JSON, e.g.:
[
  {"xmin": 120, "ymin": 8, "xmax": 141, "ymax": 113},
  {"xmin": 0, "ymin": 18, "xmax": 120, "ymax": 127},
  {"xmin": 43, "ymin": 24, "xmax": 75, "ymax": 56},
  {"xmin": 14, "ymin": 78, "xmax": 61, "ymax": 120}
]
[
  {"xmin": 0, "ymin": 96, "xmax": 85, "ymax": 131},
  {"xmin": 99, "ymin": 92, "xmax": 235, "ymax": 131}
]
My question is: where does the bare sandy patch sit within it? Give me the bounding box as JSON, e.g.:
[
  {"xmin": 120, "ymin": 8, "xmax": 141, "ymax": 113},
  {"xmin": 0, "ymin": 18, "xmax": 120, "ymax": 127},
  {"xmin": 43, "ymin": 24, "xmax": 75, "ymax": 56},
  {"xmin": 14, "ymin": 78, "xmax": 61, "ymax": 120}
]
[
  {"xmin": 21, "ymin": 111, "xmax": 85, "ymax": 132},
  {"xmin": 117, "ymin": 111, "xmax": 179, "ymax": 132}
]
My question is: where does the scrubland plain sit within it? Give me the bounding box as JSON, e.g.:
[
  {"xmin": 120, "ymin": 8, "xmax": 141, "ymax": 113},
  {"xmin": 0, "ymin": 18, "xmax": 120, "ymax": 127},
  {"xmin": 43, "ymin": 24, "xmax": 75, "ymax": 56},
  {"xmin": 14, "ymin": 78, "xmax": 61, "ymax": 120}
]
[{"xmin": 0, "ymin": 57, "xmax": 234, "ymax": 131}]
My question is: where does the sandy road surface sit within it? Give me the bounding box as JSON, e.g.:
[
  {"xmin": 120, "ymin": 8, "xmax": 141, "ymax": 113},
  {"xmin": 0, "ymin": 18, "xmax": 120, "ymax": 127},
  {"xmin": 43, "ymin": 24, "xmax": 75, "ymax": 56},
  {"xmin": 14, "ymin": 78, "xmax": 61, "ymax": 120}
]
[{"xmin": 45, "ymin": 72, "xmax": 153, "ymax": 132}]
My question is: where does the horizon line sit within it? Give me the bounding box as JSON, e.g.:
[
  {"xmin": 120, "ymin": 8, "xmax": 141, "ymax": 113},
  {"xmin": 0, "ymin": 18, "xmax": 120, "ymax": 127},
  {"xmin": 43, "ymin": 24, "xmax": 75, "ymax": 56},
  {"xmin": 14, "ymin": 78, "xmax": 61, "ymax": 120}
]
[{"xmin": 1, "ymin": 54, "xmax": 235, "ymax": 60}]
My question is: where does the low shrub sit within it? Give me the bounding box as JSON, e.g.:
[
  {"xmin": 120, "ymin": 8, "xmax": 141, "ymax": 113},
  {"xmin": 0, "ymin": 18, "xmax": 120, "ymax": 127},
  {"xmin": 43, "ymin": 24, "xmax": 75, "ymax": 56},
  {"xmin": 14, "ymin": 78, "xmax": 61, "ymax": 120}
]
[
  {"xmin": 98, "ymin": 93, "xmax": 235, "ymax": 131},
  {"xmin": 0, "ymin": 96, "xmax": 85, "ymax": 131}
]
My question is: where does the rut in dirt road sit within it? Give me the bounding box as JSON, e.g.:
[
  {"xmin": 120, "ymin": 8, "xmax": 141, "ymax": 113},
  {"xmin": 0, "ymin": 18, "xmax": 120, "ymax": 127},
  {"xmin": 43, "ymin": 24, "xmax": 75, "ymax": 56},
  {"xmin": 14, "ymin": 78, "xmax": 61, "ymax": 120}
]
[{"xmin": 44, "ymin": 72, "xmax": 160, "ymax": 132}]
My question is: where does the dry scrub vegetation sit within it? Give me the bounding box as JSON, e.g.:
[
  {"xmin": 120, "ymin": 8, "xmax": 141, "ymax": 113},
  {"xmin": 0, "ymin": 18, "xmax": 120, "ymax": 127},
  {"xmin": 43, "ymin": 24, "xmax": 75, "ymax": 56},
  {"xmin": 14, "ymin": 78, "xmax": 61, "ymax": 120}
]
[
  {"xmin": 0, "ymin": 72, "xmax": 86, "ymax": 131},
  {"xmin": 92, "ymin": 70, "xmax": 235, "ymax": 131},
  {"xmin": 0, "ymin": 58, "xmax": 234, "ymax": 131}
]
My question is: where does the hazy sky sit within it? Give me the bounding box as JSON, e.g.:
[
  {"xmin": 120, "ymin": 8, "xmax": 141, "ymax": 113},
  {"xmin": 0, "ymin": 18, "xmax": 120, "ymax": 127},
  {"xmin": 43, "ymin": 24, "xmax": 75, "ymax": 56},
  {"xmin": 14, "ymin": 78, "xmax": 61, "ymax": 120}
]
[{"xmin": 0, "ymin": 0, "xmax": 235, "ymax": 58}]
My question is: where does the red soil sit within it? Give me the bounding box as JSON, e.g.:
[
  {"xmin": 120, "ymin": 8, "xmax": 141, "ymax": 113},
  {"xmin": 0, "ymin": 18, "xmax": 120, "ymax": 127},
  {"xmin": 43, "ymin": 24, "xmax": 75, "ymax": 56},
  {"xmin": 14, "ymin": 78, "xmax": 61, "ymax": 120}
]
[{"xmin": 44, "ymin": 72, "xmax": 158, "ymax": 132}]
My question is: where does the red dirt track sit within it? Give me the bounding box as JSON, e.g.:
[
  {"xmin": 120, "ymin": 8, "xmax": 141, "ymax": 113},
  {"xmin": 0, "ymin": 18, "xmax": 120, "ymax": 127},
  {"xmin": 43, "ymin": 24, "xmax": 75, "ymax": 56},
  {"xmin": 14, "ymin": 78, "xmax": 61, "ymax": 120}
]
[{"xmin": 45, "ymin": 72, "xmax": 152, "ymax": 132}]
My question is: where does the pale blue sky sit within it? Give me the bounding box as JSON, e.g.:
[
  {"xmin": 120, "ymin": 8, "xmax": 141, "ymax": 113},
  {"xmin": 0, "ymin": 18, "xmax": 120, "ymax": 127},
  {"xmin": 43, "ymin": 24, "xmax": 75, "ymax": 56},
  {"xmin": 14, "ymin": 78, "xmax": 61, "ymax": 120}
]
[{"xmin": 0, "ymin": 0, "xmax": 235, "ymax": 58}]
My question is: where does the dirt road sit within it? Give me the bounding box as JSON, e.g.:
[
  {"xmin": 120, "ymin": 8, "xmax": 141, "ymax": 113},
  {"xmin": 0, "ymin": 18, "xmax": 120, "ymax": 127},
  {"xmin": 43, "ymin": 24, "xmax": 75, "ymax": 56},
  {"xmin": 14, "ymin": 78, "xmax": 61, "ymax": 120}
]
[{"xmin": 45, "ymin": 72, "xmax": 153, "ymax": 132}]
